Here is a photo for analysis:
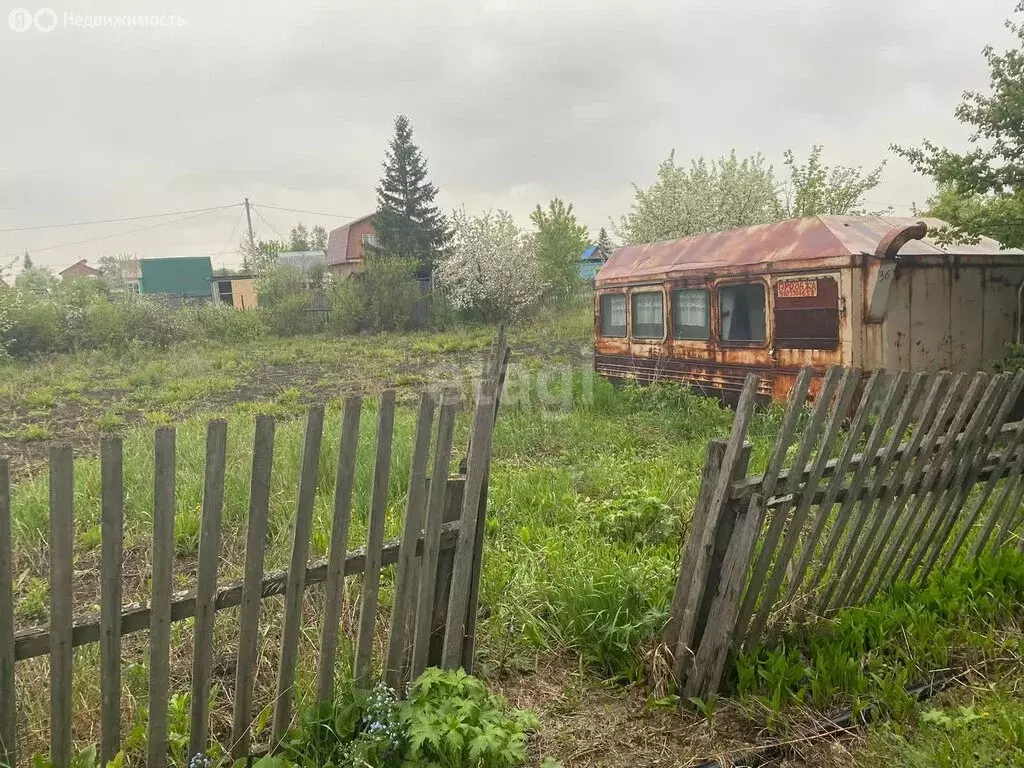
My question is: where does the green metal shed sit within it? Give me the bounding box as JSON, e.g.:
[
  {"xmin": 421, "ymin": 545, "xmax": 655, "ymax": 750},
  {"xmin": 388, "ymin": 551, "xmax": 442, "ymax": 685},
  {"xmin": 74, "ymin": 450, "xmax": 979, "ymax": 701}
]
[{"xmin": 139, "ymin": 257, "xmax": 214, "ymax": 300}]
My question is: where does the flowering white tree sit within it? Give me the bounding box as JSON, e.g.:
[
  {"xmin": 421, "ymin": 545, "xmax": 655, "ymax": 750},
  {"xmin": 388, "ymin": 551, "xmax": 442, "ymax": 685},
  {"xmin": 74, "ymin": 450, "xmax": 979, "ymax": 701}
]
[
  {"xmin": 616, "ymin": 150, "xmax": 783, "ymax": 245},
  {"xmin": 437, "ymin": 208, "xmax": 546, "ymax": 320}
]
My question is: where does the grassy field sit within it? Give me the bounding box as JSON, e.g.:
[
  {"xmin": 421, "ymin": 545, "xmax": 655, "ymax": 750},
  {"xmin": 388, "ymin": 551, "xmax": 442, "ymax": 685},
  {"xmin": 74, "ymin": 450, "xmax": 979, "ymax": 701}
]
[{"xmin": 2, "ymin": 304, "xmax": 1023, "ymax": 767}]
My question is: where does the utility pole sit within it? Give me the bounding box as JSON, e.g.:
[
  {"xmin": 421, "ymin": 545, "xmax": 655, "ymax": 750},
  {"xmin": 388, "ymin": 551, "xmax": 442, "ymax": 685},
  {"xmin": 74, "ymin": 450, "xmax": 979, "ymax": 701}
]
[{"xmin": 243, "ymin": 197, "xmax": 256, "ymax": 256}]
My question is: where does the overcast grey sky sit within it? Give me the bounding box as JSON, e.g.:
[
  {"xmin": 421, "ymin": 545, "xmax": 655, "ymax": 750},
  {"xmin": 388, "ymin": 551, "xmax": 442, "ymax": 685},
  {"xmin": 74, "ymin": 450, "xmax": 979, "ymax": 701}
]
[{"xmin": 0, "ymin": 0, "xmax": 1016, "ymax": 272}]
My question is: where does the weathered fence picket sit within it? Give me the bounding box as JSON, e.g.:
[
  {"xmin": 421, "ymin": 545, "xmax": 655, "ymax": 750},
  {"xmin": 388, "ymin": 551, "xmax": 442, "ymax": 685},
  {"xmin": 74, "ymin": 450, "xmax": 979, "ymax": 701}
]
[
  {"xmin": 49, "ymin": 447, "xmax": 74, "ymax": 768},
  {"xmin": 0, "ymin": 460, "xmax": 13, "ymax": 768},
  {"xmin": 354, "ymin": 392, "xmax": 395, "ymax": 689},
  {"xmin": 315, "ymin": 396, "xmax": 361, "ymax": 704},
  {"xmin": 99, "ymin": 438, "xmax": 123, "ymax": 766},
  {"xmin": 411, "ymin": 390, "xmax": 460, "ymax": 679},
  {"xmin": 668, "ymin": 366, "xmax": 1024, "ymax": 697},
  {"xmin": 272, "ymin": 406, "xmax": 325, "ymax": 744},
  {"xmin": 189, "ymin": 420, "xmax": 228, "ymax": 760},
  {"xmin": 148, "ymin": 428, "xmax": 176, "ymax": 768},
  {"xmin": 231, "ymin": 414, "xmax": 276, "ymax": 760},
  {"xmin": 0, "ymin": 335, "xmax": 509, "ymax": 767},
  {"xmin": 385, "ymin": 393, "xmax": 435, "ymax": 689}
]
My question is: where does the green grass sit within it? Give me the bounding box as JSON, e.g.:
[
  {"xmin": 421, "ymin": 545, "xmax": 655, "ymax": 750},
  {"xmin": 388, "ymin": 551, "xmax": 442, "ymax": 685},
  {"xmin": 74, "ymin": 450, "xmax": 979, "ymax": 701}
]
[
  {"xmin": 855, "ymin": 684, "xmax": 1024, "ymax": 767},
  {"xmin": 734, "ymin": 549, "xmax": 1024, "ymax": 736}
]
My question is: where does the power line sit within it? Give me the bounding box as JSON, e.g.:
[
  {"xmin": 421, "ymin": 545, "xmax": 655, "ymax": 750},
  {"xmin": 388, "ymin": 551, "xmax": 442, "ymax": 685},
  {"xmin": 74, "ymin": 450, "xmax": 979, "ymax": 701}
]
[
  {"xmin": 251, "ymin": 207, "xmax": 287, "ymax": 243},
  {"xmin": 250, "ymin": 202, "xmax": 363, "ymax": 220},
  {"xmin": 4, "ymin": 204, "xmax": 240, "ymax": 258},
  {"xmin": 0, "ymin": 204, "xmax": 238, "ymax": 233},
  {"xmin": 212, "ymin": 208, "xmax": 247, "ymax": 258}
]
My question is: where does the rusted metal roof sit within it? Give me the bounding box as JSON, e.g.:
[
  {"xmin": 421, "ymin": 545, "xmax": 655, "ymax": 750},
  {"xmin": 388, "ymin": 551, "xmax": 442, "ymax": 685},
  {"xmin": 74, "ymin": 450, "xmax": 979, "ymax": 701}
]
[{"xmin": 596, "ymin": 215, "xmax": 1024, "ymax": 286}]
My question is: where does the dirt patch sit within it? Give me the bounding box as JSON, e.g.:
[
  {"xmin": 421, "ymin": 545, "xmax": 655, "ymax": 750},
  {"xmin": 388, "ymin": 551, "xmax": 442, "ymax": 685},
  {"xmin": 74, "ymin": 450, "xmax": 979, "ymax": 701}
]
[
  {"xmin": 492, "ymin": 658, "xmax": 770, "ymax": 768},
  {"xmin": 0, "ymin": 338, "xmax": 592, "ymax": 480}
]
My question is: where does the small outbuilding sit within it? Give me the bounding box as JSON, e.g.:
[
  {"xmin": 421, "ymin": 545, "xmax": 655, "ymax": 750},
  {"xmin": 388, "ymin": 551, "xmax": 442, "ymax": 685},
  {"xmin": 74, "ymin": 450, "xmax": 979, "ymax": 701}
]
[
  {"xmin": 139, "ymin": 256, "xmax": 214, "ymax": 304},
  {"xmin": 210, "ymin": 273, "xmax": 258, "ymax": 309},
  {"xmin": 594, "ymin": 215, "xmax": 1024, "ymax": 402}
]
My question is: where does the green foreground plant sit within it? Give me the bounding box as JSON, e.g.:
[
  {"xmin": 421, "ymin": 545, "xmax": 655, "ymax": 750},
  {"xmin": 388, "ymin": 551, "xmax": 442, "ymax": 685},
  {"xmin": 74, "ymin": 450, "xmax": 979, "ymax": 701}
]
[{"xmin": 259, "ymin": 669, "xmax": 539, "ymax": 768}]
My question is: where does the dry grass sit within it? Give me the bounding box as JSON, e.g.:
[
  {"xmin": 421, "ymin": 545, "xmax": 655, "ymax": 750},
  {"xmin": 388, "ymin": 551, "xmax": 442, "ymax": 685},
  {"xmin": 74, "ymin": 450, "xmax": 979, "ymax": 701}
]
[{"xmin": 493, "ymin": 657, "xmax": 770, "ymax": 768}]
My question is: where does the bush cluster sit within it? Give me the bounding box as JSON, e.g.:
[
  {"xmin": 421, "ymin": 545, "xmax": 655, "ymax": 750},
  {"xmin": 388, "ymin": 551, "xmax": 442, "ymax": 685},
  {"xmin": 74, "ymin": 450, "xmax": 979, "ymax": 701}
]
[{"xmin": 0, "ymin": 258, "xmax": 439, "ymax": 358}]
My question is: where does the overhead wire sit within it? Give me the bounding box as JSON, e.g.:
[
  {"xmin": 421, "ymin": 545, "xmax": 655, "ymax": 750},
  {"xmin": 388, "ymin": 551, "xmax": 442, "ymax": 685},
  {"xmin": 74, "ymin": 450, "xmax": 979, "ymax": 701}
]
[
  {"xmin": 249, "ymin": 202, "xmax": 361, "ymax": 220},
  {"xmin": 0, "ymin": 204, "xmax": 238, "ymax": 233},
  {"xmin": 2, "ymin": 204, "xmax": 240, "ymax": 258},
  {"xmin": 211, "ymin": 208, "xmax": 247, "ymax": 261},
  {"xmin": 250, "ymin": 206, "xmax": 287, "ymax": 243}
]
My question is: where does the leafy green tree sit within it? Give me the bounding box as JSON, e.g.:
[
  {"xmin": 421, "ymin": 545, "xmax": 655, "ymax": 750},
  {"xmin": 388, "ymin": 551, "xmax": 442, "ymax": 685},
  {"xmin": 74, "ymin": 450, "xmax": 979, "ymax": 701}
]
[
  {"xmin": 917, "ymin": 184, "xmax": 1024, "ymax": 247},
  {"xmin": 289, "ymin": 223, "xmax": 310, "ymax": 251},
  {"xmin": 597, "ymin": 227, "xmax": 614, "ymax": 260},
  {"xmin": 15, "ymin": 265, "xmax": 57, "ymax": 295},
  {"xmin": 311, "ymin": 225, "xmax": 328, "ymax": 251},
  {"xmin": 240, "ymin": 236, "xmax": 284, "ymax": 273},
  {"xmin": 374, "ymin": 114, "xmax": 449, "ymax": 276},
  {"xmin": 530, "ymin": 198, "xmax": 590, "ymax": 300},
  {"xmin": 781, "ymin": 145, "xmax": 887, "ymax": 217},
  {"xmin": 97, "ymin": 254, "xmax": 139, "ymax": 292},
  {"xmin": 893, "ymin": 3, "xmax": 1024, "ymax": 247},
  {"xmin": 616, "ymin": 150, "xmax": 782, "ymax": 245}
]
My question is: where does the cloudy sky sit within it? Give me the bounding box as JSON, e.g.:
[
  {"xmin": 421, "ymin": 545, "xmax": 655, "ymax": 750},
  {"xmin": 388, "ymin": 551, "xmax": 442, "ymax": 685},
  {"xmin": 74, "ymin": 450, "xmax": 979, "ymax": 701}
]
[{"xmin": 0, "ymin": 0, "xmax": 1016, "ymax": 273}]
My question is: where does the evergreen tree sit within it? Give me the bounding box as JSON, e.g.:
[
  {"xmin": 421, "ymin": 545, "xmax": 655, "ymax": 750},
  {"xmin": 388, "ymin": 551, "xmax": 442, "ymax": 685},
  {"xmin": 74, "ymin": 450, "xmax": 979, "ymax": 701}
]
[
  {"xmin": 597, "ymin": 227, "xmax": 614, "ymax": 260},
  {"xmin": 22, "ymin": 252, "xmax": 32, "ymax": 270},
  {"xmin": 289, "ymin": 223, "xmax": 310, "ymax": 251},
  {"xmin": 374, "ymin": 115, "xmax": 449, "ymax": 276},
  {"xmin": 310, "ymin": 225, "xmax": 328, "ymax": 251}
]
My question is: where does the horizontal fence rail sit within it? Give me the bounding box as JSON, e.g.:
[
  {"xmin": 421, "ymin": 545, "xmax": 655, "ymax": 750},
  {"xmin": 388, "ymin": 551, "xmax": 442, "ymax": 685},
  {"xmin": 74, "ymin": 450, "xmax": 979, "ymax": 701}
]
[
  {"xmin": 666, "ymin": 365, "xmax": 1024, "ymax": 697},
  {"xmin": 0, "ymin": 334, "xmax": 510, "ymax": 768}
]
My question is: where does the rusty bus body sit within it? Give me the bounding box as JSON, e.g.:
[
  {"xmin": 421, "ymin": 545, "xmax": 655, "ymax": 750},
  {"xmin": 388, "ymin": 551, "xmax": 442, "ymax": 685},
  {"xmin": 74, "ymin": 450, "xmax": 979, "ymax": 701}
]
[{"xmin": 593, "ymin": 215, "xmax": 1024, "ymax": 402}]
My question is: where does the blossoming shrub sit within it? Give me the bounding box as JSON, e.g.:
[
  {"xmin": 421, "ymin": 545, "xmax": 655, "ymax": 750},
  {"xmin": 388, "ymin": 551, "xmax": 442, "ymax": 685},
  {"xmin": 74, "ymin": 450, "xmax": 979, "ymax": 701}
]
[{"xmin": 437, "ymin": 208, "xmax": 546, "ymax": 321}]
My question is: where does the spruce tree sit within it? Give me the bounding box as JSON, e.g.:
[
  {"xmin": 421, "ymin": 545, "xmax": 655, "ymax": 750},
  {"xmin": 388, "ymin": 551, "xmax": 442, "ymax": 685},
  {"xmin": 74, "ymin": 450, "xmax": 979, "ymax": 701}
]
[
  {"xmin": 374, "ymin": 115, "xmax": 449, "ymax": 276},
  {"xmin": 22, "ymin": 251, "xmax": 32, "ymax": 270},
  {"xmin": 597, "ymin": 227, "xmax": 614, "ymax": 260},
  {"xmin": 289, "ymin": 223, "xmax": 310, "ymax": 251}
]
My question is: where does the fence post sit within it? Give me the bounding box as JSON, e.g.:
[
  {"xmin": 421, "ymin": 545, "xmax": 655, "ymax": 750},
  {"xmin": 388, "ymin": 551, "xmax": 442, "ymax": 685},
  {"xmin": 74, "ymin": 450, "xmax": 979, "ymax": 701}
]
[
  {"xmin": 426, "ymin": 478, "xmax": 464, "ymax": 669},
  {"xmin": 692, "ymin": 444, "xmax": 752, "ymax": 654},
  {"xmin": 672, "ymin": 374, "xmax": 758, "ymax": 688},
  {"xmin": 684, "ymin": 493, "xmax": 766, "ymax": 698},
  {"xmin": 663, "ymin": 439, "xmax": 728, "ymax": 649}
]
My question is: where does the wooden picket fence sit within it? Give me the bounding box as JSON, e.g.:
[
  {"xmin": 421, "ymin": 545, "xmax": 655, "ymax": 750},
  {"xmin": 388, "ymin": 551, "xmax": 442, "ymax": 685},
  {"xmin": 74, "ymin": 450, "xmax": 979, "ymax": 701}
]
[
  {"xmin": 665, "ymin": 365, "xmax": 1024, "ymax": 697},
  {"xmin": 0, "ymin": 334, "xmax": 510, "ymax": 768}
]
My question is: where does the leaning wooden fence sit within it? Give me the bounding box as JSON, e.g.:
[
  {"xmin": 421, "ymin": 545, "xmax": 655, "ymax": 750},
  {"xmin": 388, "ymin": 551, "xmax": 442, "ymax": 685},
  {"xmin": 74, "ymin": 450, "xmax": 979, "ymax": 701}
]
[
  {"xmin": 665, "ymin": 365, "xmax": 1024, "ymax": 697},
  {"xmin": 0, "ymin": 335, "xmax": 509, "ymax": 768}
]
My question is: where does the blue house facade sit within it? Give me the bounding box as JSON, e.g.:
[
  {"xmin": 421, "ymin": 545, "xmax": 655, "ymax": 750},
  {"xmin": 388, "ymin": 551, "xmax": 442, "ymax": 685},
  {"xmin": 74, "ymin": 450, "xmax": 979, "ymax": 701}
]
[{"xmin": 579, "ymin": 245, "xmax": 606, "ymax": 281}]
